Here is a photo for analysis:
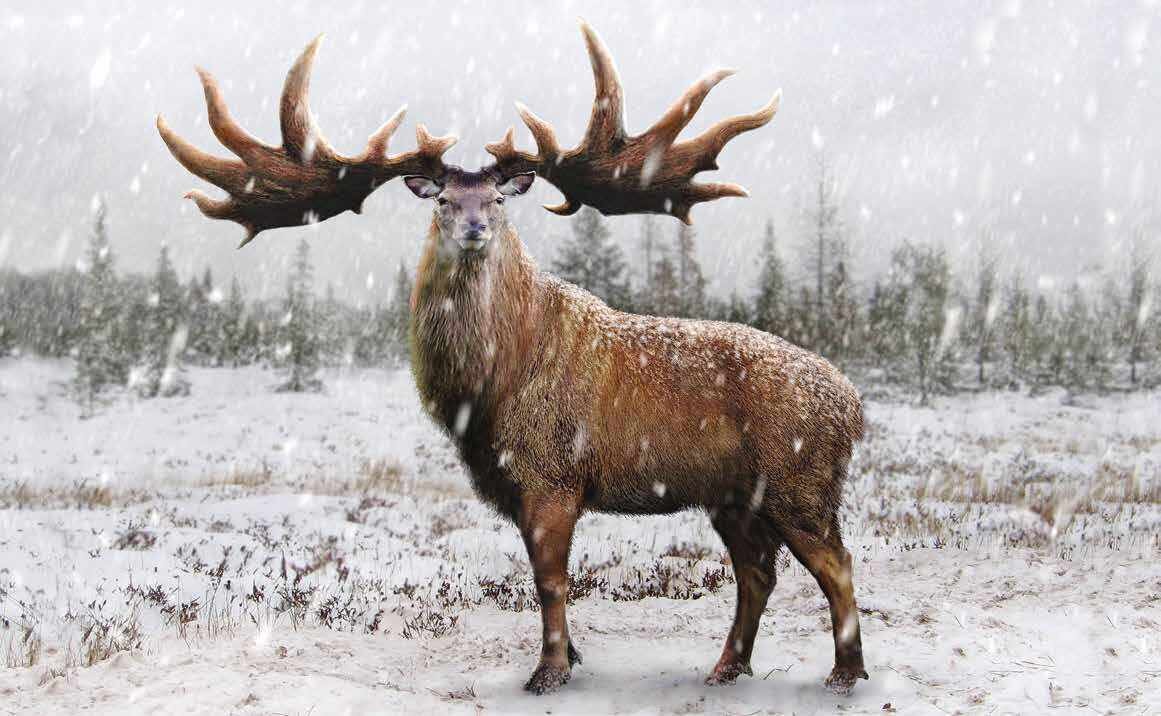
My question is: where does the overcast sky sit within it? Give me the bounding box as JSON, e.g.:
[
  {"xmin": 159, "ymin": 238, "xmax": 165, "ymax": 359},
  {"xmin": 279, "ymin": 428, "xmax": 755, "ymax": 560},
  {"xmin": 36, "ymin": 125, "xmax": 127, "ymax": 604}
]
[{"xmin": 1, "ymin": 1, "xmax": 1157, "ymax": 304}]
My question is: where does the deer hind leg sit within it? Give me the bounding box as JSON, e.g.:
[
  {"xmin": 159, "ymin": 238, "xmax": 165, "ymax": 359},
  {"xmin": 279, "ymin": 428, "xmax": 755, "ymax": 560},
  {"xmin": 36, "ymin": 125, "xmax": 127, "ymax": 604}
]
[
  {"xmin": 780, "ymin": 515, "xmax": 867, "ymax": 695},
  {"xmin": 517, "ymin": 492, "xmax": 582, "ymax": 695},
  {"xmin": 706, "ymin": 507, "xmax": 782, "ymax": 685}
]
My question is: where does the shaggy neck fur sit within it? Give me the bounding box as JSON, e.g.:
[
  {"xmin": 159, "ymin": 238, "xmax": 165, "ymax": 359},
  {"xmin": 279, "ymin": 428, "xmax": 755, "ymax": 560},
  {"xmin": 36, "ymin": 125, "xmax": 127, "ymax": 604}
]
[{"xmin": 409, "ymin": 219, "xmax": 543, "ymax": 443}]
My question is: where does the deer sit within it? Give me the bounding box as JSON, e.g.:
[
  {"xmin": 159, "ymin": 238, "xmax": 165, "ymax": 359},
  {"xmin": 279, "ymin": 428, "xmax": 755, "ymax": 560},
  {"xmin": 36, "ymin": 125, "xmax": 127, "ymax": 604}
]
[{"xmin": 156, "ymin": 23, "xmax": 869, "ymax": 697}]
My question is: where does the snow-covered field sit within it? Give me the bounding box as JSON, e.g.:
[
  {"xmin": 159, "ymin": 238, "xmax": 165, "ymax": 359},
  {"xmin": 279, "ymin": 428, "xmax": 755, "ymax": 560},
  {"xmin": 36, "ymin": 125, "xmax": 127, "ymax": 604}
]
[{"xmin": 1, "ymin": 358, "xmax": 1158, "ymax": 714}]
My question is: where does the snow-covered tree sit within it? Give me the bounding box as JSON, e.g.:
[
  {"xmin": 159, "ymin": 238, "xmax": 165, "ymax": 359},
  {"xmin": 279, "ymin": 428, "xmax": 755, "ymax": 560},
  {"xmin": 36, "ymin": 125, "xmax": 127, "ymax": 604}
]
[
  {"xmin": 675, "ymin": 224, "xmax": 707, "ymax": 318},
  {"xmin": 316, "ymin": 282, "xmax": 346, "ymax": 365},
  {"xmin": 0, "ymin": 276, "xmax": 17, "ymax": 357},
  {"xmin": 635, "ymin": 216, "xmax": 659, "ymax": 310},
  {"xmin": 996, "ymin": 273, "xmax": 1035, "ymax": 388},
  {"xmin": 709, "ymin": 292, "xmax": 752, "ymax": 325},
  {"xmin": 277, "ymin": 239, "xmax": 322, "ymax": 392},
  {"xmin": 389, "ymin": 261, "xmax": 413, "ymax": 359},
  {"xmin": 646, "ymin": 253, "xmax": 679, "ymax": 318},
  {"xmin": 136, "ymin": 245, "xmax": 190, "ymax": 397},
  {"xmin": 967, "ymin": 248, "xmax": 999, "ymax": 386},
  {"xmin": 1058, "ymin": 282, "xmax": 1111, "ymax": 392},
  {"xmin": 880, "ymin": 242, "xmax": 957, "ymax": 402},
  {"xmin": 551, "ymin": 207, "xmax": 632, "ymax": 310},
  {"xmin": 187, "ymin": 267, "xmax": 223, "ymax": 364},
  {"xmin": 801, "ymin": 155, "xmax": 843, "ymax": 353},
  {"xmin": 824, "ymin": 255, "xmax": 859, "ymax": 364},
  {"xmin": 73, "ymin": 202, "xmax": 128, "ymax": 412},
  {"xmin": 1123, "ymin": 243, "xmax": 1153, "ymax": 385},
  {"xmin": 218, "ymin": 276, "xmax": 249, "ymax": 367},
  {"xmin": 753, "ymin": 220, "xmax": 789, "ymax": 338}
]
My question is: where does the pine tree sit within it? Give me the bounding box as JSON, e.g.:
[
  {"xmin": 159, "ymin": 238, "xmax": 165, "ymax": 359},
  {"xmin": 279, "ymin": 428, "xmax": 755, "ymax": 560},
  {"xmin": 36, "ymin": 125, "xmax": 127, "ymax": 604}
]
[
  {"xmin": 997, "ymin": 273, "xmax": 1033, "ymax": 388},
  {"xmin": 1090, "ymin": 278, "xmax": 1118, "ymax": 389},
  {"xmin": 722, "ymin": 293, "xmax": 752, "ymax": 324},
  {"xmin": 650, "ymin": 255, "xmax": 682, "ymax": 317},
  {"xmin": 389, "ymin": 261, "xmax": 413, "ymax": 360},
  {"xmin": 186, "ymin": 267, "xmax": 224, "ymax": 364},
  {"xmin": 0, "ymin": 272, "xmax": 20, "ymax": 358},
  {"xmin": 315, "ymin": 282, "xmax": 345, "ymax": 366},
  {"xmin": 1124, "ymin": 242, "xmax": 1152, "ymax": 385},
  {"xmin": 1146, "ymin": 277, "xmax": 1161, "ymax": 387},
  {"xmin": 277, "ymin": 239, "xmax": 322, "ymax": 392},
  {"xmin": 969, "ymin": 248, "xmax": 999, "ymax": 386},
  {"xmin": 137, "ymin": 245, "xmax": 190, "ymax": 397},
  {"xmin": 824, "ymin": 255, "xmax": 859, "ymax": 363},
  {"xmin": 675, "ymin": 224, "xmax": 707, "ymax": 318},
  {"xmin": 636, "ymin": 216, "xmax": 659, "ymax": 310},
  {"xmin": 753, "ymin": 220, "xmax": 789, "ymax": 337},
  {"xmin": 802, "ymin": 155, "xmax": 842, "ymax": 353},
  {"xmin": 73, "ymin": 202, "xmax": 128, "ymax": 413},
  {"xmin": 218, "ymin": 277, "xmax": 249, "ymax": 366},
  {"xmin": 1059, "ymin": 283, "xmax": 1097, "ymax": 391},
  {"xmin": 866, "ymin": 278, "xmax": 907, "ymax": 371},
  {"xmin": 883, "ymin": 242, "xmax": 957, "ymax": 402},
  {"xmin": 551, "ymin": 207, "xmax": 633, "ymax": 310},
  {"xmin": 0, "ymin": 295, "xmax": 14, "ymax": 358}
]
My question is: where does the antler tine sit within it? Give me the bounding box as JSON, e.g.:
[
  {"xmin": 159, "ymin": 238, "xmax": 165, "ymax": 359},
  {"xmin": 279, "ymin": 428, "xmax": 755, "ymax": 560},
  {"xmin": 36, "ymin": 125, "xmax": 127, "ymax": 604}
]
[
  {"xmin": 403, "ymin": 124, "xmax": 458, "ymax": 178},
  {"xmin": 362, "ymin": 105, "xmax": 408, "ymax": 161},
  {"xmin": 645, "ymin": 69, "xmax": 736, "ymax": 150},
  {"xmin": 184, "ymin": 190, "xmax": 237, "ymax": 219},
  {"xmin": 280, "ymin": 35, "xmax": 332, "ymax": 162},
  {"xmin": 196, "ymin": 67, "xmax": 272, "ymax": 166},
  {"xmin": 155, "ymin": 115, "xmax": 248, "ymax": 193},
  {"xmin": 516, "ymin": 102, "xmax": 563, "ymax": 162},
  {"xmin": 579, "ymin": 21, "xmax": 626, "ymax": 150},
  {"xmin": 684, "ymin": 90, "xmax": 781, "ymax": 171}
]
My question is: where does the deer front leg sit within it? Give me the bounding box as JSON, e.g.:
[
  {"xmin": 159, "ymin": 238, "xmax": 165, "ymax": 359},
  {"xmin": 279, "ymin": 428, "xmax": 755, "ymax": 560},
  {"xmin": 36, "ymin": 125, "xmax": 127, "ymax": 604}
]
[{"xmin": 518, "ymin": 491, "xmax": 581, "ymax": 695}]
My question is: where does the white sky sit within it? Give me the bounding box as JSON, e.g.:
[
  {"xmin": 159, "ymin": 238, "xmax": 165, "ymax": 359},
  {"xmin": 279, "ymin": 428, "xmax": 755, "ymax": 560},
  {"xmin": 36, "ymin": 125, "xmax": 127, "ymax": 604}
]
[{"xmin": 0, "ymin": 0, "xmax": 1157, "ymax": 304}]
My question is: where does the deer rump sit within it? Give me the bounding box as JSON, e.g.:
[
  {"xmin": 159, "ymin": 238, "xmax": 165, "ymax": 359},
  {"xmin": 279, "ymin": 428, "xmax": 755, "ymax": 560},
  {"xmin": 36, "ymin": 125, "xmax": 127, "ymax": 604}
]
[{"xmin": 157, "ymin": 20, "xmax": 870, "ymax": 699}]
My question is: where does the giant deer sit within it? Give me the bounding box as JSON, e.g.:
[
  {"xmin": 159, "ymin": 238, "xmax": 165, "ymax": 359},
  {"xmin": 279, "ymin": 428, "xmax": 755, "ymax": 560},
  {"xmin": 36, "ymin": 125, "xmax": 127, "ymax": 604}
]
[{"xmin": 157, "ymin": 23, "xmax": 868, "ymax": 696}]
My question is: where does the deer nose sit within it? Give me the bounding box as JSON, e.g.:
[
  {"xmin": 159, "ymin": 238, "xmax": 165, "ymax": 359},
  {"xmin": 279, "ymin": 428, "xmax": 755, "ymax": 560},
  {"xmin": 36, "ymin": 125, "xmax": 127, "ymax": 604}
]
[{"xmin": 465, "ymin": 222, "xmax": 487, "ymax": 239}]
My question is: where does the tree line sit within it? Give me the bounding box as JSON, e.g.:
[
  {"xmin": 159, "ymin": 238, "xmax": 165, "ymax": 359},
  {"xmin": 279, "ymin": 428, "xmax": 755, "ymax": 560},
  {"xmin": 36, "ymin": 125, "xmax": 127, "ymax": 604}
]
[
  {"xmin": 1, "ymin": 185, "xmax": 1157, "ymax": 409},
  {"xmin": 549, "ymin": 167, "xmax": 1159, "ymax": 403},
  {"xmin": 0, "ymin": 202, "xmax": 412, "ymax": 413}
]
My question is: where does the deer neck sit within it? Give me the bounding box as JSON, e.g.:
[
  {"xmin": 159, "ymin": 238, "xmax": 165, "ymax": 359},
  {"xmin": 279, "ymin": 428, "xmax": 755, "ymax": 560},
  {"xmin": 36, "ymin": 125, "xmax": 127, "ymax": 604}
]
[{"xmin": 409, "ymin": 220, "xmax": 540, "ymax": 434}]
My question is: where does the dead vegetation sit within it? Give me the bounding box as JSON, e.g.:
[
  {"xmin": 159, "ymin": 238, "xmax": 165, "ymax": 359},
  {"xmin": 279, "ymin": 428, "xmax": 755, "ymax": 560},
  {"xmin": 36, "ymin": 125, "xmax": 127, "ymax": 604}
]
[
  {"xmin": 0, "ymin": 478, "xmax": 148, "ymax": 510},
  {"xmin": 3, "ymin": 623, "xmax": 41, "ymax": 668},
  {"xmin": 199, "ymin": 460, "xmax": 274, "ymax": 489},
  {"xmin": 111, "ymin": 522, "xmax": 157, "ymax": 550}
]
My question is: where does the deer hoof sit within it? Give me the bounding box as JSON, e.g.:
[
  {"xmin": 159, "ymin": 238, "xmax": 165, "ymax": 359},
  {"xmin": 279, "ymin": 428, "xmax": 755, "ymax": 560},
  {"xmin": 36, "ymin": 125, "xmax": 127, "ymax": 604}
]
[
  {"xmin": 524, "ymin": 663, "xmax": 571, "ymax": 695},
  {"xmin": 824, "ymin": 666, "xmax": 869, "ymax": 696},
  {"xmin": 705, "ymin": 659, "xmax": 752, "ymax": 686}
]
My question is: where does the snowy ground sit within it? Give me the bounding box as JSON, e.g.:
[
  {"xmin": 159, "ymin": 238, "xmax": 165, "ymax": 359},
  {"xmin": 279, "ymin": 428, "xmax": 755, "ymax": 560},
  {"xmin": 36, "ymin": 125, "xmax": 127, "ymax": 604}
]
[{"xmin": 1, "ymin": 358, "xmax": 1158, "ymax": 714}]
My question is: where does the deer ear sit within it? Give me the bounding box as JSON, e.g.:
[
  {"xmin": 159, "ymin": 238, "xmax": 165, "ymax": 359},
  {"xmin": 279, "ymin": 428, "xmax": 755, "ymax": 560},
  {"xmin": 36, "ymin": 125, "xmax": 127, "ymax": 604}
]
[
  {"xmin": 403, "ymin": 176, "xmax": 441, "ymax": 199},
  {"xmin": 497, "ymin": 171, "xmax": 535, "ymax": 196}
]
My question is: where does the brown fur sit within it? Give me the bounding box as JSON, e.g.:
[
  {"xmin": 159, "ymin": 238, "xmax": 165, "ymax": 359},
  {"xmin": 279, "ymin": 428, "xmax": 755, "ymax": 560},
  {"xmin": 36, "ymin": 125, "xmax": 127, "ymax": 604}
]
[{"xmin": 410, "ymin": 198, "xmax": 868, "ymax": 693}]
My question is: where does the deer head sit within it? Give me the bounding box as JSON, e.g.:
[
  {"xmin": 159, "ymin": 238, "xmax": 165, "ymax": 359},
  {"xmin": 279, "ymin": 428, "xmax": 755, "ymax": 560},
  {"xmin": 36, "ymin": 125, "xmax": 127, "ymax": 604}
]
[
  {"xmin": 156, "ymin": 22, "xmax": 779, "ymax": 247},
  {"xmin": 402, "ymin": 169, "xmax": 535, "ymax": 256}
]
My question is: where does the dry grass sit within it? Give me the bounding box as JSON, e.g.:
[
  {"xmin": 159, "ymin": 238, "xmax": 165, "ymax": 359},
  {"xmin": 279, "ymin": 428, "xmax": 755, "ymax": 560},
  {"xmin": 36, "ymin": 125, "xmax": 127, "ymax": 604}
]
[
  {"xmin": 912, "ymin": 460, "xmax": 1159, "ymax": 521},
  {"xmin": 0, "ymin": 479, "xmax": 155, "ymax": 510},
  {"xmin": 78, "ymin": 612, "xmax": 143, "ymax": 667},
  {"xmin": 353, "ymin": 458, "xmax": 404, "ymax": 493},
  {"xmin": 3, "ymin": 623, "xmax": 41, "ymax": 668},
  {"xmin": 199, "ymin": 461, "xmax": 274, "ymax": 489}
]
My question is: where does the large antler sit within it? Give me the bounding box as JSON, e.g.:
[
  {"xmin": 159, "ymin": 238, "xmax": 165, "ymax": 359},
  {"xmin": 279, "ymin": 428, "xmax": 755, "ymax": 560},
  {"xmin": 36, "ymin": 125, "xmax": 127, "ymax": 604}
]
[
  {"xmin": 485, "ymin": 22, "xmax": 779, "ymax": 224},
  {"xmin": 157, "ymin": 36, "xmax": 456, "ymax": 246}
]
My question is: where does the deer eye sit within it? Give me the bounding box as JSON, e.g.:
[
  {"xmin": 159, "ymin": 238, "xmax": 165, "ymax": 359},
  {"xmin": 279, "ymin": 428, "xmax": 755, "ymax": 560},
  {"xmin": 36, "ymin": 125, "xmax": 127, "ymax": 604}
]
[
  {"xmin": 437, "ymin": 197, "xmax": 449, "ymax": 206},
  {"xmin": 495, "ymin": 196, "xmax": 505, "ymax": 205}
]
